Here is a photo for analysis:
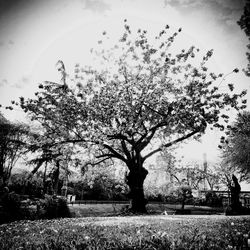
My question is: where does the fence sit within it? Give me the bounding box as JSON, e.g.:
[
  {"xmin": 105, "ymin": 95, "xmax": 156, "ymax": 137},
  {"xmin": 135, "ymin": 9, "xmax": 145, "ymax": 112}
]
[{"xmin": 68, "ymin": 200, "xmax": 130, "ymax": 205}]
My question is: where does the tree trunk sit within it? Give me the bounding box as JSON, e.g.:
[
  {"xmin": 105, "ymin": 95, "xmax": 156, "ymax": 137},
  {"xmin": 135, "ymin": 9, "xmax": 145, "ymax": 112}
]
[
  {"xmin": 43, "ymin": 161, "xmax": 47, "ymax": 194},
  {"xmin": 53, "ymin": 161, "xmax": 60, "ymax": 195},
  {"xmin": 181, "ymin": 198, "xmax": 185, "ymax": 210},
  {"xmin": 0, "ymin": 164, "xmax": 4, "ymax": 189},
  {"xmin": 126, "ymin": 166, "xmax": 148, "ymax": 213},
  {"xmin": 0, "ymin": 161, "xmax": 7, "ymax": 189}
]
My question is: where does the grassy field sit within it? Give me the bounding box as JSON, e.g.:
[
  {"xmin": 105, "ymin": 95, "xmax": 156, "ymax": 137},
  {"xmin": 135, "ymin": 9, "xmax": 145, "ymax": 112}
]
[{"xmin": 1, "ymin": 215, "xmax": 249, "ymax": 249}]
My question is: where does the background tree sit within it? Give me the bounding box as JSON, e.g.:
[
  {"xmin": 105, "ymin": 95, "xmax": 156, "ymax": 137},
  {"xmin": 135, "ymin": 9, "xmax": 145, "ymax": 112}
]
[
  {"xmin": 17, "ymin": 22, "xmax": 246, "ymax": 213},
  {"xmin": 185, "ymin": 160, "xmax": 225, "ymax": 191},
  {"xmin": 0, "ymin": 113, "xmax": 29, "ymax": 188},
  {"xmin": 25, "ymin": 123, "xmax": 84, "ymax": 195},
  {"xmin": 80, "ymin": 171, "xmax": 128, "ymax": 200},
  {"xmin": 220, "ymin": 111, "xmax": 250, "ymax": 180},
  {"xmin": 204, "ymin": 168, "xmax": 222, "ymax": 191},
  {"xmin": 155, "ymin": 150, "xmax": 179, "ymax": 183},
  {"xmin": 238, "ymin": 0, "xmax": 250, "ymax": 76},
  {"xmin": 9, "ymin": 170, "xmax": 44, "ymax": 197},
  {"xmin": 175, "ymin": 184, "xmax": 193, "ymax": 210}
]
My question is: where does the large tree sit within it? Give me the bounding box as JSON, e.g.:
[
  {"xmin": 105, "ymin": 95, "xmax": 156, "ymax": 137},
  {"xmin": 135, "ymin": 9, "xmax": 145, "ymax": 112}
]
[
  {"xmin": 17, "ymin": 22, "xmax": 246, "ymax": 212},
  {"xmin": 220, "ymin": 111, "xmax": 250, "ymax": 180}
]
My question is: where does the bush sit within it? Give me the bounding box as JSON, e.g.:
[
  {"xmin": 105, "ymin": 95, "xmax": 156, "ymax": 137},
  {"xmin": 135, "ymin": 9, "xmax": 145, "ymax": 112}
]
[
  {"xmin": 164, "ymin": 194, "xmax": 179, "ymax": 204},
  {"xmin": 146, "ymin": 193, "xmax": 165, "ymax": 202},
  {"xmin": 175, "ymin": 185, "xmax": 193, "ymax": 210},
  {"xmin": 0, "ymin": 191, "xmax": 22, "ymax": 224},
  {"xmin": 205, "ymin": 191, "xmax": 223, "ymax": 207},
  {"xmin": 42, "ymin": 195, "xmax": 71, "ymax": 219},
  {"xmin": 9, "ymin": 171, "xmax": 44, "ymax": 198},
  {"xmin": 0, "ymin": 190, "xmax": 71, "ymax": 224},
  {"xmin": 192, "ymin": 197, "xmax": 206, "ymax": 206}
]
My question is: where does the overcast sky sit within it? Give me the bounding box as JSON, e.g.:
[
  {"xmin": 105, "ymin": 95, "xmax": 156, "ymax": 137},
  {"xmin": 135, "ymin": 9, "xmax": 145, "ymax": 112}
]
[{"xmin": 0, "ymin": 0, "xmax": 249, "ymax": 166}]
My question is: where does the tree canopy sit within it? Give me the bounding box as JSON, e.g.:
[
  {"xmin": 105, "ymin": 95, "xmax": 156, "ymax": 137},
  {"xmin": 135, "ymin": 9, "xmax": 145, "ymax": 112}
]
[
  {"xmin": 220, "ymin": 111, "xmax": 250, "ymax": 180},
  {"xmin": 238, "ymin": 0, "xmax": 250, "ymax": 76},
  {"xmin": 14, "ymin": 21, "xmax": 246, "ymax": 212}
]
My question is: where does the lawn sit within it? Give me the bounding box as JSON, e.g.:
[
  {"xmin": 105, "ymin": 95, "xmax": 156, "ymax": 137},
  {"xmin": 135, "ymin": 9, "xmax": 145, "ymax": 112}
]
[
  {"xmin": 1, "ymin": 215, "xmax": 250, "ymax": 249},
  {"xmin": 69, "ymin": 202, "xmax": 223, "ymax": 217}
]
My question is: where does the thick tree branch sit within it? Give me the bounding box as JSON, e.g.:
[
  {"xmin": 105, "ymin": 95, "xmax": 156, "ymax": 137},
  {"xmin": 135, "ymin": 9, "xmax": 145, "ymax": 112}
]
[
  {"xmin": 136, "ymin": 120, "xmax": 169, "ymax": 152},
  {"xmin": 135, "ymin": 103, "xmax": 173, "ymax": 151},
  {"xmin": 103, "ymin": 143, "xmax": 127, "ymax": 163},
  {"xmin": 142, "ymin": 130, "xmax": 200, "ymax": 162},
  {"xmin": 87, "ymin": 157, "xmax": 112, "ymax": 166},
  {"xmin": 107, "ymin": 133, "xmax": 133, "ymax": 144},
  {"xmin": 143, "ymin": 102, "xmax": 172, "ymax": 119},
  {"xmin": 121, "ymin": 140, "xmax": 132, "ymax": 162}
]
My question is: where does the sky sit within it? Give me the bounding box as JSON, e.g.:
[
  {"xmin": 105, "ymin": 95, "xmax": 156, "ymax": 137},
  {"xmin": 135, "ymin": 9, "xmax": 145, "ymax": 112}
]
[{"xmin": 0, "ymin": 0, "xmax": 249, "ymax": 169}]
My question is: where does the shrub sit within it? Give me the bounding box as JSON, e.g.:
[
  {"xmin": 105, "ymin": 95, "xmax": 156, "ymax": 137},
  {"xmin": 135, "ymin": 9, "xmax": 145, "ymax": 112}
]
[
  {"xmin": 146, "ymin": 193, "xmax": 165, "ymax": 202},
  {"xmin": 192, "ymin": 197, "xmax": 206, "ymax": 206},
  {"xmin": 176, "ymin": 185, "xmax": 193, "ymax": 210},
  {"xmin": 205, "ymin": 191, "xmax": 223, "ymax": 207},
  {"xmin": 0, "ymin": 191, "xmax": 71, "ymax": 224},
  {"xmin": 164, "ymin": 194, "xmax": 179, "ymax": 204},
  {"xmin": 42, "ymin": 195, "xmax": 71, "ymax": 219},
  {"xmin": 0, "ymin": 191, "xmax": 22, "ymax": 224},
  {"xmin": 9, "ymin": 171, "xmax": 44, "ymax": 198}
]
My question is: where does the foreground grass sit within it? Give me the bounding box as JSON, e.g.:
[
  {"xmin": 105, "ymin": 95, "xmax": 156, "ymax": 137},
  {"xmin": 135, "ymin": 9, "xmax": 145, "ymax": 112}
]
[{"xmin": 0, "ymin": 215, "xmax": 250, "ymax": 249}]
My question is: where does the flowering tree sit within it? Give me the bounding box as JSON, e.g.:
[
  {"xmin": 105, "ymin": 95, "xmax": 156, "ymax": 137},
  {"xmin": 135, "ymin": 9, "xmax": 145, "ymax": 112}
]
[{"xmin": 17, "ymin": 21, "xmax": 246, "ymax": 213}]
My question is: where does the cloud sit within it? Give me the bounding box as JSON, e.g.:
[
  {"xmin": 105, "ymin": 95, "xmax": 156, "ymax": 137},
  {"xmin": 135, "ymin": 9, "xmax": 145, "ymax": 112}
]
[
  {"xmin": 0, "ymin": 79, "xmax": 8, "ymax": 87},
  {"xmin": 164, "ymin": 0, "xmax": 200, "ymax": 8},
  {"xmin": 164, "ymin": 0, "xmax": 245, "ymax": 11},
  {"xmin": 82, "ymin": 0, "xmax": 111, "ymax": 13},
  {"xmin": 21, "ymin": 76, "xmax": 30, "ymax": 84},
  {"xmin": 213, "ymin": 0, "xmax": 245, "ymax": 11},
  {"xmin": 8, "ymin": 39, "xmax": 14, "ymax": 45},
  {"xmin": 0, "ymin": 39, "xmax": 14, "ymax": 48},
  {"xmin": 9, "ymin": 76, "xmax": 30, "ymax": 89},
  {"xmin": 164, "ymin": 0, "xmax": 245, "ymax": 29},
  {"xmin": 10, "ymin": 83, "xmax": 23, "ymax": 89}
]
